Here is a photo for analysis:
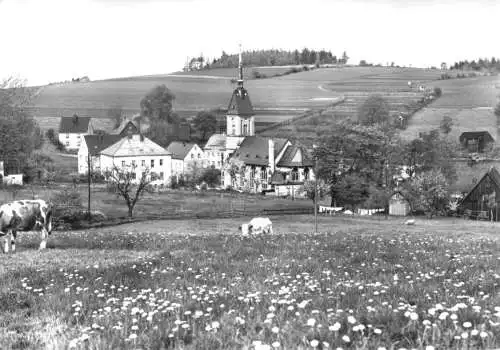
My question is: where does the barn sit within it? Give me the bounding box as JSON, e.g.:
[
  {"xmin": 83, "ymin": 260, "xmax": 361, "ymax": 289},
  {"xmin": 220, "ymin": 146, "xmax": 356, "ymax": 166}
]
[
  {"xmin": 389, "ymin": 191, "xmax": 411, "ymax": 216},
  {"xmin": 459, "ymin": 167, "xmax": 500, "ymax": 221}
]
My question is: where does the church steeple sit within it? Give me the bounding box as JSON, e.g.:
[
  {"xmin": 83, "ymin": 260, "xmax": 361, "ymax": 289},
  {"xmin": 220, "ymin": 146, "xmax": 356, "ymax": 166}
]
[{"xmin": 225, "ymin": 43, "xmax": 255, "ymax": 137}]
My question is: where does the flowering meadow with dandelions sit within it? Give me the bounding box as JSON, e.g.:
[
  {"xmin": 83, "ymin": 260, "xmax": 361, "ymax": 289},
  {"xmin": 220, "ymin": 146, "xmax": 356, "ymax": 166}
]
[{"xmin": 0, "ymin": 215, "xmax": 500, "ymax": 349}]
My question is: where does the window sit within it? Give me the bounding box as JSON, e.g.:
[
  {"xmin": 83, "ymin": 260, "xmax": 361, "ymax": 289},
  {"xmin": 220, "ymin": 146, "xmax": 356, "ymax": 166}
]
[
  {"xmin": 142, "ymin": 160, "xmax": 145, "ymax": 166},
  {"xmin": 132, "ymin": 160, "xmax": 136, "ymax": 166},
  {"xmin": 131, "ymin": 172, "xmax": 136, "ymax": 179},
  {"xmin": 159, "ymin": 172, "xmax": 164, "ymax": 180},
  {"xmin": 217, "ymin": 161, "xmax": 221, "ymax": 167},
  {"xmin": 151, "ymin": 159, "xmax": 155, "ymax": 168},
  {"xmin": 66, "ymin": 142, "xmax": 70, "ymax": 146},
  {"xmin": 250, "ymin": 166, "xmax": 256, "ymax": 180},
  {"xmin": 191, "ymin": 154, "xmax": 194, "ymax": 159},
  {"xmin": 260, "ymin": 167, "xmax": 267, "ymax": 181},
  {"xmin": 197, "ymin": 153, "xmax": 201, "ymax": 159},
  {"xmin": 160, "ymin": 159, "xmax": 163, "ymax": 166},
  {"xmin": 122, "ymin": 161, "xmax": 125, "ymax": 167},
  {"xmin": 291, "ymin": 168, "xmax": 299, "ymax": 182},
  {"xmin": 76, "ymin": 135, "xmax": 80, "ymax": 139},
  {"xmin": 304, "ymin": 168, "xmax": 310, "ymax": 180}
]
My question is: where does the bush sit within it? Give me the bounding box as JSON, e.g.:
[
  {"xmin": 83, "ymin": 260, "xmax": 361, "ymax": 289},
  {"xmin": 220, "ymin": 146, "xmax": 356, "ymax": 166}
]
[
  {"xmin": 46, "ymin": 128, "xmax": 56, "ymax": 142},
  {"xmin": 198, "ymin": 168, "xmax": 221, "ymax": 188},
  {"xmin": 433, "ymin": 87, "xmax": 442, "ymax": 98}
]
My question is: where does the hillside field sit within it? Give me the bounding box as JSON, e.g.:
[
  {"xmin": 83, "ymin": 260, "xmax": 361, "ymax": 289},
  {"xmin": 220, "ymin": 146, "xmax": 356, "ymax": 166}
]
[
  {"xmin": 27, "ymin": 66, "xmax": 445, "ymax": 133},
  {"xmin": 1, "ymin": 215, "xmax": 499, "ymax": 349},
  {"xmin": 400, "ymin": 75, "xmax": 500, "ymax": 142}
]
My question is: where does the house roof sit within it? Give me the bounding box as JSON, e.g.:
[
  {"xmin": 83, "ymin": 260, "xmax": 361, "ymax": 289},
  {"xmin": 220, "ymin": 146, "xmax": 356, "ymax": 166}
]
[
  {"xmin": 459, "ymin": 131, "xmax": 494, "ymax": 143},
  {"xmin": 166, "ymin": 141, "xmax": 197, "ymax": 160},
  {"xmin": 84, "ymin": 134, "xmax": 123, "ymax": 156},
  {"xmin": 232, "ymin": 136, "xmax": 289, "ymax": 166},
  {"xmin": 276, "ymin": 145, "xmax": 314, "ymax": 168},
  {"xmin": 112, "ymin": 120, "xmax": 139, "ymax": 136},
  {"xmin": 461, "ymin": 167, "xmax": 500, "ymax": 204},
  {"xmin": 204, "ymin": 134, "xmax": 227, "ymax": 150},
  {"xmin": 100, "ymin": 134, "xmax": 171, "ymax": 157},
  {"xmin": 226, "ymin": 87, "xmax": 254, "ymax": 117},
  {"xmin": 59, "ymin": 115, "xmax": 91, "ymax": 133}
]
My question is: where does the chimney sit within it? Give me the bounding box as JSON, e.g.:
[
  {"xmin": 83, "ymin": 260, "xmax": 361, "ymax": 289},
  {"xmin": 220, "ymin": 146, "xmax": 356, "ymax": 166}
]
[
  {"xmin": 268, "ymin": 139, "xmax": 275, "ymax": 173},
  {"xmin": 72, "ymin": 114, "xmax": 78, "ymax": 124}
]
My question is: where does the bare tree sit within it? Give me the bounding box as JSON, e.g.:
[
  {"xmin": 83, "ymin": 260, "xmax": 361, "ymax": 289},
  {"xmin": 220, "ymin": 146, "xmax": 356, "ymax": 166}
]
[{"xmin": 104, "ymin": 164, "xmax": 152, "ymax": 217}]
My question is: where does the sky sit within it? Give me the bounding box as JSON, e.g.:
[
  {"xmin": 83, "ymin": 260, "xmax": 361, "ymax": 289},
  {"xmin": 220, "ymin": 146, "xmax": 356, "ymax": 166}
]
[{"xmin": 0, "ymin": 0, "xmax": 498, "ymax": 86}]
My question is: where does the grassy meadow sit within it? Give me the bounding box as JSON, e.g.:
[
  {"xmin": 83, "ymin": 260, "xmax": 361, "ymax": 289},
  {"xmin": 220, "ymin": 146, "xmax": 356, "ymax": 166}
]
[{"xmin": 1, "ymin": 215, "xmax": 500, "ymax": 349}]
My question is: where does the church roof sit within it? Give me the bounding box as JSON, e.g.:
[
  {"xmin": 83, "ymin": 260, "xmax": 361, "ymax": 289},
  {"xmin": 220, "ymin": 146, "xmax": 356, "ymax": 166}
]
[
  {"xmin": 227, "ymin": 87, "xmax": 254, "ymax": 117},
  {"xmin": 204, "ymin": 134, "xmax": 227, "ymax": 150},
  {"xmin": 277, "ymin": 145, "xmax": 314, "ymax": 167},
  {"xmin": 232, "ymin": 136, "xmax": 288, "ymax": 166}
]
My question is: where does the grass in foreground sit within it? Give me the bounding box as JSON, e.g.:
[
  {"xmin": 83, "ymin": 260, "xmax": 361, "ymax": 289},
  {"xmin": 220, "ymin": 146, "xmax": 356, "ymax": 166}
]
[{"xmin": 1, "ymin": 215, "xmax": 500, "ymax": 349}]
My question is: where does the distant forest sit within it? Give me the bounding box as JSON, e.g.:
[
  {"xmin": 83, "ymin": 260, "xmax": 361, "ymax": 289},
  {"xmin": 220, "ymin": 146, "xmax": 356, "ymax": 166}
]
[
  {"xmin": 191, "ymin": 49, "xmax": 348, "ymax": 69},
  {"xmin": 450, "ymin": 57, "xmax": 500, "ymax": 71}
]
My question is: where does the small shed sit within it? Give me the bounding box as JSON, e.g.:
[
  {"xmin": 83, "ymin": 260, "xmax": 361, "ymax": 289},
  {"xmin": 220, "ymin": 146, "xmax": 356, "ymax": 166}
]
[
  {"xmin": 459, "ymin": 131, "xmax": 494, "ymax": 153},
  {"xmin": 389, "ymin": 191, "xmax": 411, "ymax": 216},
  {"xmin": 459, "ymin": 167, "xmax": 500, "ymax": 220}
]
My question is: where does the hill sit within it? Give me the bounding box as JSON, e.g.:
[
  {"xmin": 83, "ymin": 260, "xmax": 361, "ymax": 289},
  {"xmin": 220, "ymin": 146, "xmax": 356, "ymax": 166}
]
[{"xmin": 26, "ymin": 66, "xmax": 446, "ymax": 136}]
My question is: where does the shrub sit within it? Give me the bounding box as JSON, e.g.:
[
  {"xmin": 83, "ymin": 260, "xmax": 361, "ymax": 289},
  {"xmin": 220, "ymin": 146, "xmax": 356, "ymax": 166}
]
[
  {"xmin": 433, "ymin": 87, "xmax": 442, "ymax": 98},
  {"xmin": 198, "ymin": 168, "xmax": 221, "ymax": 188},
  {"xmin": 46, "ymin": 128, "xmax": 56, "ymax": 142}
]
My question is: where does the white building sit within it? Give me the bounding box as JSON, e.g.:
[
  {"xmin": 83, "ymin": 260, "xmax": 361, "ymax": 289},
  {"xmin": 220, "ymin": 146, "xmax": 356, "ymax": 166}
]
[
  {"xmin": 165, "ymin": 141, "xmax": 205, "ymax": 180},
  {"xmin": 100, "ymin": 134, "xmax": 172, "ymax": 186},
  {"xmin": 78, "ymin": 134, "xmax": 122, "ymax": 175},
  {"xmin": 58, "ymin": 114, "xmax": 94, "ymax": 151}
]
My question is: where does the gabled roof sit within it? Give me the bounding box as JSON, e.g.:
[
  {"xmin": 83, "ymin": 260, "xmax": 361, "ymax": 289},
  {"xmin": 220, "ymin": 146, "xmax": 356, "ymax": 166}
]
[
  {"xmin": 112, "ymin": 120, "xmax": 139, "ymax": 136},
  {"xmin": 459, "ymin": 131, "xmax": 494, "ymax": 143},
  {"xmin": 166, "ymin": 141, "xmax": 198, "ymax": 160},
  {"xmin": 461, "ymin": 167, "xmax": 500, "ymax": 204},
  {"xmin": 101, "ymin": 134, "xmax": 171, "ymax": 157},
  {"xmin": 276, "ymin": 145, "xmax": 314, "ymax": 168},
  {"xmin": 232, "ymin": 136, "xmax": 288, "ymax": 166},
  {"xmin": 84, "ymin": 134, "xmax": 123, "ymax": 156},
  {"xmin": 59, "ymin": 115, "xmax": 91, "ymax": 133},
  {"xmin": 227, "ymin": 87, "xmax": 254, "ymax": 117}
]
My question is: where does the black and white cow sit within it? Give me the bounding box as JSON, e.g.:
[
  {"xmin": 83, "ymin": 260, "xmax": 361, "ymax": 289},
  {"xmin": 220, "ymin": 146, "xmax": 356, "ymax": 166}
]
[{"xmin": 0, "ymin": 199, "xmax": 53, "ymax": 253}]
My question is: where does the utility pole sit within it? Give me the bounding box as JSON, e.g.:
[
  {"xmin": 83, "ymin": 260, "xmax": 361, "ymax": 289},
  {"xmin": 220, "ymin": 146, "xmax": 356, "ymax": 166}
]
[
  {"xmin": 313, "ymin": 144, "xmax": 318, "ymax": 234},
  {"xmin": 87, "ymin": 150, "xmax": 91, "ymax": 223}
]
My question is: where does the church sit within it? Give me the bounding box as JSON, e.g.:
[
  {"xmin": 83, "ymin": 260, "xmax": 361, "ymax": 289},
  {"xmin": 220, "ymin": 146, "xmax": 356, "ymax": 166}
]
[{"xmin": 204, "ymin": 45, "xmax": 315, "ymax": 196}]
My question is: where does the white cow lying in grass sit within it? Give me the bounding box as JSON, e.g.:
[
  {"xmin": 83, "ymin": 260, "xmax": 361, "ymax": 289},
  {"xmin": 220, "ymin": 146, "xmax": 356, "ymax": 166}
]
[{"xmin": 240, "ymin": 217, "xmax": 273, "ymax": 236}]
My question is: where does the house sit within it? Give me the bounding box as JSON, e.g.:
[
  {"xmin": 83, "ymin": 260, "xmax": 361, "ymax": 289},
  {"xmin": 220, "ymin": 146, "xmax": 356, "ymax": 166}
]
[
  {"xmin": 58, "ymin": 114, "xmax": 94, "ymax": 150},
  {"xmin": 100, "ymin": 133, "xmax": 173, "ymax": 186},
  {"xmin": 112, "ymin": 120, "xmax": 140, "ymax": 137},
  {"xmin": 204, "ymin": 134, "xmax": 242, "ymax": 169},
  {"xmin": 459, "ymin": 131, "xmax": 494, "ymax": 153},
  {"xmin": 389, "ymin": 191, "xmax": 411, "ymax": 216},
  {"xmin": 78, "ymin": 134, "xmax": 122, "ymax": 174},
  {"xmin": 166, "ymin": 141, "xmax": 205, "ymax": 180},
  {"xmin": 459, "ymin": 167, "xmax": 500, "ymax": 220},
  {"xmin": 222, "ymin": 136, "xmax": 315, "ymax": 196},
  {"xmin": 0, "ymin": 161, "xmax": 23, "ymax": 186}
]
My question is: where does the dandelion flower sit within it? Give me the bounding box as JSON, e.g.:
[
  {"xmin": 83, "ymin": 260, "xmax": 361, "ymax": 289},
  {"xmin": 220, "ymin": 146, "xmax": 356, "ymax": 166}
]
[
  {"xmin": 409, "ymin": 312, "xmax": 418, "ymax": 321},
  {"xmin": 425, "ymin": 346, "xmax": 435, "ymax": 350},
  {"xmin": 461, "ymin": 332, "xmax": 468, "ymax": 339},
  {"xmin": 128, "ymin": 333, "xmax": 137, "ymax": 340},
  {"xmin": 480, "ymin": 331, "xmax": 488, "ymax": 338},
  {"xmin": 329, "ymin": 322, "xmax": 341, "ymax": 332},
  {"xmin": 271, "ymin": 326, "xmax": 280, "ymax": 334},
  {"xmin": 307, "ymin": 318, "xmax": 316, "ymax": 327},
  {"xmin": 272, "ymin": 341, "xmax": 280, "ymax": 348},
  {"xmin": 310, "ymin": 339, "xmax": 319, "ymax": 348},
  {"xmin": 374, "ymin": 328, "xmax": 382, "ymax": 334},
  {"xmin": 471, "ymin": 329, "xmax": 479, "ymax": 336},
  {"xmin": 463, "ymin": 322, "xmax": 472, "ymax": 328},
  {"xmin": 347, "ymin": 316, "xmax": 356, "ymax": 324},
  {"xmin": 342, "ymin": 335, "xmax": 350, "ymax": 343}
]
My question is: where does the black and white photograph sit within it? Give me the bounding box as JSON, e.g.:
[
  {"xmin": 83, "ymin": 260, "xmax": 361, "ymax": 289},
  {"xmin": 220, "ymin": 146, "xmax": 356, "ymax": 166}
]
[{"xmin": 1, "ymin": 0, "xmax": 500, "ymax": 348}]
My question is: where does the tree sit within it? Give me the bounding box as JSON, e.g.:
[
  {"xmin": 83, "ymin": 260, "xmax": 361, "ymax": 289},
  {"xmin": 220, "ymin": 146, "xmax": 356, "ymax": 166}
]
[
  {"xmin": 341, "ymin": 51, "xmax": 349, "ymax": 64},
  {"xmin": 407, "ymin": 169, "xmax": 449, "ymax": 218},
  {"xmin": 358, "ymin": 95, "xmax": 390, "ymax": 125},
  {"xmin": 495, "ymin": 101, "xmax": 500, "ymax": 120},
  {"xmin": 330, "ymin": 173, "xmax": 370, "ymax": 210},
  {"xmin": 440, "ymin": 116, "xmax": 453, "ymax": 135},
  {"xmin": 104, "ymin": 164, "xmax": 152, "ymax": 217},
  {"xmin": 199, "ymin": 168, "xmax": 221, "ymax": 188},
  {"xmin": 303, "ymin": 179, "xmax": 329, "ymax": 202},
  {"xmin": 192, "ymin": 111, "xmax": 217, "ymax": 141},
  {"xmin": 0, "ymin": 76, "xmax": 44, "ymax": 177},
  {"xmin": 140, "ymin": 84, "xmax": 176, "ymax": 123},
  {"xmin": 108, "ymin": 106, "xmax": 124, "ymax": 129}
]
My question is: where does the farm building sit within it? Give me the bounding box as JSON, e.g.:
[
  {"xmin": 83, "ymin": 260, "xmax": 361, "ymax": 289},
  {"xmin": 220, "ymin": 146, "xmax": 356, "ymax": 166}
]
[
  {"xmin": 78, "ymin": 134, "xmax": 122, "ymax": 174},
  {"xmin": 459, "ymin": 167, "xmax": 500, "ymax": 221},
  {"xmin": 459, "ymin": 131, "xmax": 494, "ymax": 153},
  {"xmin": 166, "ymin": 141, "xmax": 205, "ymax": 181},
  {"xmin": 59, "ymin": 114, "xmax": 94, "ymax": 151},
  {"xmin": 389, "ymin": 191, "xmax": 411, "ymax": 216},
  {"xmin": 112, "ymin": 120, "xmax": 140, "ymax": 137}
]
